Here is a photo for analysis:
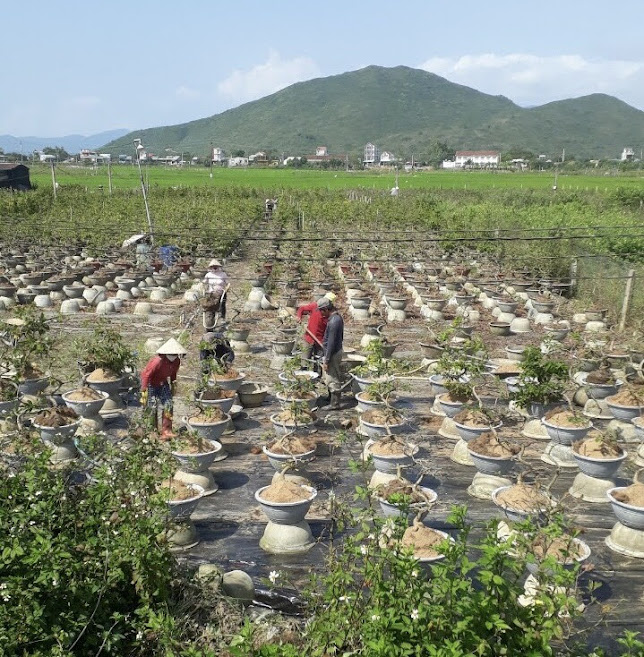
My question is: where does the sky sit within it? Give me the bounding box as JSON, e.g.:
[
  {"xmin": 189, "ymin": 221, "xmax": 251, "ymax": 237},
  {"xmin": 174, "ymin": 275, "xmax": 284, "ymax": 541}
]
[{"xmin": 2, "ymin": 0, "xmax": 644, "ymax": 137}]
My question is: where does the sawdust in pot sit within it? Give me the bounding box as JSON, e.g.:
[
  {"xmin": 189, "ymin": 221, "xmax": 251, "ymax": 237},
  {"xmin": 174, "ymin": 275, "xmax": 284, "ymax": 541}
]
[
  {"xmin": 190, "ymin": 407, "xmax": 227, "ymax": 423},
  {"xmin": 544, "ymin": 408, "xmax": 590, "ymax": 428},
  {"xmin": 267, "ymin": 436, "xmax": 316, "ymax": 455},
  {"xmin": 586, "ymin": 369, "xmax": 615, "ymax": 385},
  {"xmin": 454, "ymin": 408, "xmax": 495, "ymax": 427},
  {"xmin": 532, "ymin": 535, "xmax": 584, "ymax": 562},
  {"xmin": 86, "ymin": 367, "xmax": 121, "ymax": 383},
  {"xmin": 259, "ymin": 479, "xmax": 313, "ymax": 503},
  {"xmin": 496, "ymin": 483, "xmax": 551, "ymax": 512},
  {"xmin": 160, "ymin": 478, "xmax": 200, "ymax": 501},
  {"xmin": 607, "ymin": 388, "xmax": 644, "ymax": 407},
  {"xmin": 33, "ymin": 406, "xmax": 79, "ymax": 427},
  {"xmin": 362, "ymin": 408, "xmax": 403, "ymax": 425},
  {"xmin": 210, "ymin": 368, "xmax": 242, "ymax": 380},
  {"xmin": 369, "ymin": 437, "xmax": 410, "ymax": 456},
  {"xmin": 273, "ymin": 409, "xmax": 314, "ymax": 424},
  {"xmin": 612, "ymin": 484, "xmax": 644, "ymax": 507},
  {"xmin": 377, "ymin": 479, "xmax": 430, "ymax": 504},
  {"xmin": 468, "ymin": 432, "xmax": 519, "ymax": 458},
  {"xmin": 573, "ymin": 434, "xmax": 623, "ymax": 459},
  {"xmin": 65, "ymin": 387, "xmax": 104, "ymax": 402},
  {"xmin": 199, "ymin": 388, "xmax": 236, "ymax": 400},
  {"xmin": 401, "ymin": 522, "xmax": 447, "ymax": 559}
]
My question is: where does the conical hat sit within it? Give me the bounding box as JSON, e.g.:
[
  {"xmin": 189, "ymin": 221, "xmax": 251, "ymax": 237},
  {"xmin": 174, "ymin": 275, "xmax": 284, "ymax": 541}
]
[
  {"xmin": 156, "ymin": 337, "xmax": 187, "ymax": 355},
  {"xmin": 208, "ymin": 259, "xmax": 222, "ymax": 268}
]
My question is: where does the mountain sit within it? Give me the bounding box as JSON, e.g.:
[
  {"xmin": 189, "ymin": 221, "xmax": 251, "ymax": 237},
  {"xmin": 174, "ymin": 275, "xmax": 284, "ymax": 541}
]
[
  {"xmin": 0, "ymin": 129, "xmax": 129, "ymax": 155},
  {"xmin": 101, "ymin": 66, "xmax": 644, "ymax": 159}
]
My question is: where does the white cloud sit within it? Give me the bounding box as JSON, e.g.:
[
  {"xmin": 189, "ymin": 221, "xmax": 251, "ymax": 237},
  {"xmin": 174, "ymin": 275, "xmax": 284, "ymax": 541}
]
[
  {"xmin": 217, "ymin": 50, "xmax": 320, "ymax": 104},
  {"xmin": 175, "ymin": 85, "xmax": 201, "ymax": 101},
  {"xmin": 419, "ymin": 53, "xmax": 644, "ymax": 108}
]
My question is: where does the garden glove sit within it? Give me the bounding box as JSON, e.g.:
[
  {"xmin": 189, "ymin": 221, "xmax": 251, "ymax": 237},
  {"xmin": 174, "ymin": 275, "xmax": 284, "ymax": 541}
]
[
  {"xmin": 140, "ymin": 389, "xmax": 148, "ymax": 406},
  {"xmin": 171, "ymin": 381, "xmax": 177, "ymax": 395}
]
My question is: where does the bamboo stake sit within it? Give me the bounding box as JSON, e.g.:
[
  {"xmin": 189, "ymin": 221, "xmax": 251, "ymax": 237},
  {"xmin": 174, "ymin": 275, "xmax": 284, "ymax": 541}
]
[{"xmin": 619, "ymin": 269, "xmax": 636, "ymax": 331}]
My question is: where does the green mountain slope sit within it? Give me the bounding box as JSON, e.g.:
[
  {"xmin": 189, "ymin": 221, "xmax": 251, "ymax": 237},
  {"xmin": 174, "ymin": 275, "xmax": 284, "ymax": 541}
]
[{"xmin": 102, "ymin": 65, "xmax": 644, "ymax": 160}]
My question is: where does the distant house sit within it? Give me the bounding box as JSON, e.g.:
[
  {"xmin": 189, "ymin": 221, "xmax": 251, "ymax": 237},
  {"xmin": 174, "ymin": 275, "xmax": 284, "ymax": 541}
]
[
  {"xmin": 0, "ymin": 163, "xmax": 31, "ymax": 190},
  {"xmin": 441, "ymin": 159, "xmax": 457, "ymax": 169},
  {"xmin": 621, "ymin": 147, "xmax": 635, "ymax": 161},
  {"xmin": 315, "ymin": 146, "xmax": 328, "ymax": 157},
  {"xmin": 79, "ymin": 149, "xmax": 99, "ymax": 163},
  {"xmin": 36, "ymin": 151, "xmax": 56, "ymax": 163},
  {"xmin": 249, "ymin": 151, "xmax": 269, "ymax": 164},
  {"xmin": 212, "ymin": 147, "xmax": 226, "ymax": 163},
  {"xmin": 363, "ymin": 143, "xmax": 380, "ymax": 166},
  {"xmin": 306, "ymin": 146, "xmax": 346, "ymax": 165},
  {"xmin": 228, "ymin": 156, "xmax": 249, "ymax": 168},
  {"xmin": 454, "ymin": 150, "xmax": 501, "ymax": 168},
  {"xmin": 379, "ymin": 151, "xmax": 396, "ymax": 165}
]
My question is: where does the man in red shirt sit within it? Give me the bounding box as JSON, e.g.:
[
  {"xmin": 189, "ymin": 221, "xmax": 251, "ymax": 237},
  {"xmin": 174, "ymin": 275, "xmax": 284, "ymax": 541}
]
[
  {"xmin": 296, "ymin": 293, "xmax": 336, "ymax": 364},
  {"xmin": 140, "ymin": 337, "xmax": 187, "ymax": 438}
]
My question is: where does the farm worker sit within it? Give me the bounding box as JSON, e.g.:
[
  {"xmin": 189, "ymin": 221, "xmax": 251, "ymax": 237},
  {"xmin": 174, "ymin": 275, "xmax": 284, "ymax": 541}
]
[
  {"xmin": 135, "ymin": 235, "xmax": 152, "ymax": 268},
  {"xmin": 202, "ymin": 259, "xmax": 230, "ymax": 328},
  {"xmin": 319, "ymin": 297, "xmax": 345, "ymax": 410},
  {"xmin": 296, "ymin": 292, "xmax": 337, "ymax": 364},
  {"xmin": 140, "ymin": 337, "xmax": 187, "ymax": 439},
  {"xmin": 199, "ymin": 327, "xmax": 235, "ymax": 374}
]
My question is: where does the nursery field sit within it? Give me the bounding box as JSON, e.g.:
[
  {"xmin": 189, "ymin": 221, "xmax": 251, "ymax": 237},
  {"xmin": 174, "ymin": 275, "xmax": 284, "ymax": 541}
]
[
  {"xmin": 3, "ymin": 183, "xmax": 644, "ymax": 654},
  {"xmin": 28, "ymin": 161, "xmax": 644, "ymax": 192}
]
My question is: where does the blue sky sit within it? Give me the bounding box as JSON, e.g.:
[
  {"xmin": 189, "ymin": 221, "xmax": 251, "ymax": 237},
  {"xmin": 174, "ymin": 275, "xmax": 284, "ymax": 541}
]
[{"xmin": 3, "ymin": 0, "xmax": 643, "ymax": 136}]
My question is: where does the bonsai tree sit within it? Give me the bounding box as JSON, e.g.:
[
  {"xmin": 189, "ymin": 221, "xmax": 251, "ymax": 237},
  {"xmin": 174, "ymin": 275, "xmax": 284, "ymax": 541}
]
[
  {"xmin": 510, "ymin": 346, "xmax": 568, "ymax": 409},
  {"xmin": 436, "ymin": 337, "xmax": 488, "ymax": 401},
  {"xmin": 72, "ymin": 320, "xmax": 136, "ymax": 377},
  {"xmin": 0, "ymin": 308, "xmax": 53, "ymax": 381}
]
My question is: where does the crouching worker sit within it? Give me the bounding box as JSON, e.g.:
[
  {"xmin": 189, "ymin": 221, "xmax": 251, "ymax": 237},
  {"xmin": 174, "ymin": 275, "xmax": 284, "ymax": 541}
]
[
  {"xmin": 140, "ymin": 338, "xmax": 187, "ymax": 439},
  {"xmin": 199, "ymin": 328, "xmax": 235, "ymax": 375}
]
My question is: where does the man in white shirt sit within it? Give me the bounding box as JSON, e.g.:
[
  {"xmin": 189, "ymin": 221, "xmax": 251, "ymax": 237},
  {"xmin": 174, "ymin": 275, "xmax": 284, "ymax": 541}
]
[{"xmin": 202, "ymin": 259, "xmax": 230, "ymax": 328}]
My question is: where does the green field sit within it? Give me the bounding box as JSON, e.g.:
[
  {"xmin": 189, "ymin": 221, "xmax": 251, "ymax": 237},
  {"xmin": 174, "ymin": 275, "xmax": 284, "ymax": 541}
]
[{"xmin": 30, "ymin": 163, "xmax": 644, "ymax": 193}]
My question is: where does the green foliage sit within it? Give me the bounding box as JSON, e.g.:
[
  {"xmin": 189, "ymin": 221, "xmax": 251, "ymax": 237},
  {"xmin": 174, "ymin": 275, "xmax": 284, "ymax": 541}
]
[
  {"xmin": 0, "ymin": 307, "xmax": 53, "ymax": 379},
  {"xmin": 71, "ymin": 319, "xmax": 137, "ymax": 375},
  {"xmin": 511, "ymin": 346, "xmax": 569, "ymax": 408}
]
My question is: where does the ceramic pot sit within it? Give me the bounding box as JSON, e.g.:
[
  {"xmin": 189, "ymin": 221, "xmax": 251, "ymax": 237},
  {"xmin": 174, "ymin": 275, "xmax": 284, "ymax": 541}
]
[{"xmin": 255, "ymin": 485, "xmax": 317, "ymax": 524}]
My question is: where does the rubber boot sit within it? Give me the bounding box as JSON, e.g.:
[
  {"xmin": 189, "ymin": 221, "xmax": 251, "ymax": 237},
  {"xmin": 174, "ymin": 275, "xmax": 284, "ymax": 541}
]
[
  {"xmin": 160, "ymin": 413, "xmax": 176, "ymax": 440},
  {"xmin": 328, "ymin": 391, "xmax": 341, "ymax": 410}
]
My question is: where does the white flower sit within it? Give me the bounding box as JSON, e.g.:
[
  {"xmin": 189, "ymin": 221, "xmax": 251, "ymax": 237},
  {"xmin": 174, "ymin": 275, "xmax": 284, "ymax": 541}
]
[
  {"xmin": 360, "ymin": 545, "xmax": 368, "ymax": 555},
  {"xmin": 367, "ymin": 533, "xmax": 375, "ymax": 541},
  {"xmin": 2, "ymin": 594, "xmax": 10, "ymax": 602},
  {"xmin": 268, "ymin": 571, "xmax": 279, "ymax": 584},
  {"xmin": 371, "ymin": 614, "xmax": 380, "ymax": 621},
  {"xmin": 411, "ymin": 609, "xmax": 419, "ymax": 621},
  {"xmin": 35, "ymin": 491, "xmax": 42, "ymax": 496},
  {"xmin": 52, "ymin": 579, "xmax": 58, "ymax": 587},
  {"xmin": 339, "ymin": 595, "xmax": 350, "ymax": 602},
  {"xmin": 411, "ymin": 569, "xmax": 419, "ymax": 578},
  {"xmin": 29, "ymin": 521, "xmax": 35, "ymax": 526},
  {"xmin": 0, "ymin": 583, "xmax": 6, "ymax": 590}
]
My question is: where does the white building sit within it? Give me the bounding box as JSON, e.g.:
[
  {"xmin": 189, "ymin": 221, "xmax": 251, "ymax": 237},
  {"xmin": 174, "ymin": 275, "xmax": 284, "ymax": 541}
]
[
  {"xmin": 315, "ymin": 146, "xmax": 328, "ymax": 156},
  {"xmin": 79, "ymin": 149, "xmax": 99, "ymax": 163},
  {"xmin": 212, "ymin": 147, "xmax": 226, "ymax": 162},
  {"xmin": 621, "ymin": 147, "xmax": 635, "ymax": 161},
  {"xmin": 380, "ymin": 151, "xmax": 396, "ymax": 165},
  {"xmin": 228, "ymin": 156, "xmax": 249, "ymax": 168},
  {"xmin": 363, "ymin": 142, "xmax": 380, "ymax": 166},
  {"xmin": 454, "ymin": 150, "xmax": 501, "ymax": 168}
]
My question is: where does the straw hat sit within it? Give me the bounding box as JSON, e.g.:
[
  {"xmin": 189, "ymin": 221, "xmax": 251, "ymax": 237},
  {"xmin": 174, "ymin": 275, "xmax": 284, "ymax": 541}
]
[
  {"xmin": 208, "ymin": 259, "xmax": 222, "ymax": 268},
  {"xmin": 156, "ymin": 338, "xmax": 187, "ymax": 356},
  {"xmin": 324, "ymin": 292, "xmax": 337, "ymax": 302}
]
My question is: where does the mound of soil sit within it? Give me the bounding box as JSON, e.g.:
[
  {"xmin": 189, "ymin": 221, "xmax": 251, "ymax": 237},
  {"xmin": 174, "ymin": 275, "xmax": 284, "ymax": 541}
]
[
  {"xmin": 607, "ymin": 389, "xmax": 644, "ymax": 407},
  {"xmin": 438, "ymin": 392, "xmax": 469, "ymax": 405},
  {"xmin": 86, "ymin": 368, "xmax": 120, "ymax": 383},
  {"xmin": 494, "ymin": 363, "xmax": 522, "ymax": 375},
  {"xmin": 369, "ymin": 437, "xmax": 410, "ymax": 456},
  {"xmin": 544, "ymin": 409, "xmax": 590, "ymax": 428},
  {"xmin": 468, "ymin": 432, "xmax": 519, "ymax": 458},
  {"xmin": 273, "ymin": 409, "xmax": 313, "ymax": 424},
  {"xmin": 267, "ymin": 436, "xmax": 316, "ymax": 455},
  {"xmin": 612, "ymin": 484, "xmax": 644, "ymax": 508},
  {"xmin": 259, "ymin": 479, "xmax": 312, "ymax": 503},
  {"xmin": 401, "ymin": 525, "xmax": 446, "ymax": 559},
  {"xmin": 454, "ymin": 409, "xmax": 495, "ymax": 428},
  {"xmin": 211, "ymin": 368, "xmax": 242, "ymax": 381},
  {"xmin": 199, "ymin": 388, "xmax": 236, "ymax": 400},
  {"xmin": 190, "ymin": 407, "xmax": 227, "ymax": 423},
  {"xmin": 377, "ymin": 480, "xmax": 430, "ymax": 504},
  {"xmin": 532, "ymin": 535, "xmax": 584, "ymax": 562},
  {"xmin": 34, "ymin": 406, "xmax": 78, "ymax": 427},
  {"xmin": 161, "ymin": 479, "xmax": 201, "ymax": 501},
  {"xmin": 66, "ymin": 387, "xmax": 104, "ymax": 402},
  {"xmin": 173, "ymin": 436, "xmax": 218, "ymax": 455},
  {"xmin": 496, "ymin": 483, "xmax": 551, "ymax": 512},
  {"xmin": 573, "ymin": 435, "xmax": 623, "ymax": 458},
  {"xmin": 362, "ymin": 409, "xmax": 403, "ymax": 425},
  {"xmin": 586, "ymin": 370, "xmax": 615, "ymax": 385}
]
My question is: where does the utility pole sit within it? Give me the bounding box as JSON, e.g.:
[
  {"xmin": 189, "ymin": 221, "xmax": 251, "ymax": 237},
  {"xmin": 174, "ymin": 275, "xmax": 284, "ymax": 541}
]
[
  {"xmin": 107, "ymin": 160, "xmax": 113, "ymax": 195},
  {"xmin": 133, "ymin": 139, "xmax": 154, "ymax": 244},
  {"xmin": 50, "ymin": 160, "xmax": 57, "ymax": 199}
]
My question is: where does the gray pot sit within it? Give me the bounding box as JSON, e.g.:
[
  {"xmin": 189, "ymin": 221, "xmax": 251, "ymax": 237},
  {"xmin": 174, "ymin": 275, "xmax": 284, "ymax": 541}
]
[
  {"xmin": 489, "ymin": 322, "xmax": 511, "ymax": 336},
  {"xmin": 573, "ymin": 449, "xmax": 626, "ymax": 479},
  {"xmin": 437, "ymin": 394, "xmax": 465, "ymax": 418},
  {"xmin": 270, "ymin": 413, "xmax": 315, "ymax": 436},
  {"xmin": 377, "ymin": 486, "xmax": 437, "ymax": 519},
  {"xmin": 210, "ymin": 373, "xmax": 245, "ymax": 391},
  {"xmin": 32, "ymin": 419, "xmax": 81, "ymax": 443},
  {"xmin": 468, "ymin": 448, "xmax": 515, "ymax": 476},
  {"xmin": 423, "ymin": 297, "xmax": 448, "ymax": 311},
  {"xmin": 18, "ymin": 377, "xmax": 49, "ymax": 396},
  {"xmin": 237, "ymin": 382, "xmax": 269, "ymax": 408},
  {"xmin": 605, "ymin": 400, "xmax": 644, "ymax": 422},
  {"xmin": 607, "ymin": 488, "xmax": 644, "ymax": 529},
  {"xmin": 62, "ymin": 389, "xmax": 109, "ymax": 417},
  {"xmin": 263, "ymin": 445, "xmax": 316, "ymax": 472},
  {"xmin": 196, "ymin": 393, "xmax": 236, "ymax": 414},
  {"xmin": 167, "ymin": 484, "xmax": 204, "ymax": 520},
  {"xmin": 368, "ymin": 441, "xmax": 418, "ymax": 473},
  {"xmin": 272, "ymin": 340, "xmax": 295, "ymax": 356},
  {"xmin": 453, "ymin": 420, "xmax": 502, "ymax": 442},
  {"xmin": 172, "ymin": 441, "xmax": 222, "ymax": 473},
  {"xmin": 542, "ymin": 418, "xmax": 592, "ymax": 445},
  {"xmin": 492, "ymin": 485, "xmax": 554, "ymax": 523},
  {"xmin": 186, "ymin": 415, "xmax": 230, "ymax": 441},
  {"xmin": 255, "ymin": 485, "xmax": 317, "ymax": 524},
  {"xmin": 359, "ymin": 415, "xmax": 406, "ymax": 439}
]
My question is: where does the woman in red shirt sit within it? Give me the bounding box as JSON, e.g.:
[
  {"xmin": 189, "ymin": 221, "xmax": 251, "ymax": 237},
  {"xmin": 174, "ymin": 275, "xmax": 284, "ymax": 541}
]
[
  {"xmin": 140, "ymin": 338, "xmax": 187, "ymax": 438},
  {"xmin": 296, "ymin": 293, "xmax": 336, "ymax": 363}
]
